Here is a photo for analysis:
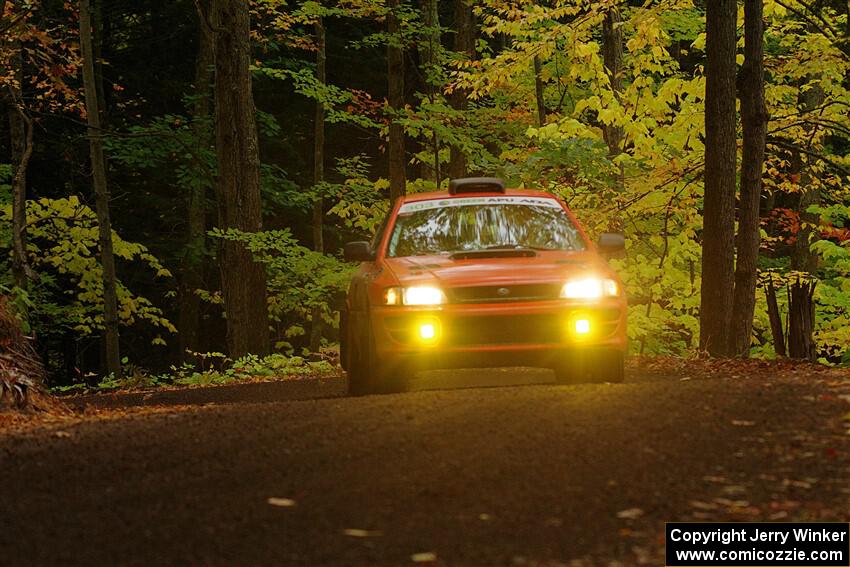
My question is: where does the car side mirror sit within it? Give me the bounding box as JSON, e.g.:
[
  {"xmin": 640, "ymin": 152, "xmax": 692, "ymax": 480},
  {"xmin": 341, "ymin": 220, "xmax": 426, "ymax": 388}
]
[
  {"xmin": 344, "ymin": 241, "xmax": 375, "ymax": 262},
  {"xmin": 598, "ymin": 233, "xmax": 626, "ymax": 258}
]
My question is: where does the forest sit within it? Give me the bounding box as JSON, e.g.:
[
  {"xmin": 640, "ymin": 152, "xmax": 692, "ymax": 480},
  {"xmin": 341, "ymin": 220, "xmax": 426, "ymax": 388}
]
[{"xmin": 2, "ymin": 0, "xmax": 850, "ymax": 392}]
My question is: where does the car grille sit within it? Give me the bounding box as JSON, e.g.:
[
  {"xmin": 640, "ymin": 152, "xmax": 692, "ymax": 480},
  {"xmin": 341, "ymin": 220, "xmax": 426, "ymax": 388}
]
[
  {"xmin": 448, "ymin": 283, "xmax": 562, "ymax": 304},
  {"xmin": 448, "ymin": 314, "xmax": 563, "ymax": 345}
]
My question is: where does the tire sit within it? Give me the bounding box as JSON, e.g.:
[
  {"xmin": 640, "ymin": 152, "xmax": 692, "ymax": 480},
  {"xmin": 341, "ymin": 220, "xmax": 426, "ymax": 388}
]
[
  {"xmin": 554, "ymin": 350, "xmax": 624, "ymax": 385},
  {"xmin": 592, "ymin": 350, "xmax": 625, "ymax": 383},
  {"xmin": 347, "ymin": 314, "xmax": 410, "ymax": 396}
]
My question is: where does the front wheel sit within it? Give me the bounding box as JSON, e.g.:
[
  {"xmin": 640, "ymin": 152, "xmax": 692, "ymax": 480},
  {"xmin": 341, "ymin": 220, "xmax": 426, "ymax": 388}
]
[
  {"xmin": 553, "ymin": 350, "xmax": 625, "ymax": 385},
  {"xmin": 347, "ymin": 315, "xmax": 410, "ymax": 396}
]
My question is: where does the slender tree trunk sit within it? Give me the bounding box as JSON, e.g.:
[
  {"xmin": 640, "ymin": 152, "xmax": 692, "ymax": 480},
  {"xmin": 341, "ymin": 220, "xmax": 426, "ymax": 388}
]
[
  {"xmin": 601, "ymin": 7, "xmax": 623, "ymax": 159},
  {"xmin": 179, "ymin": 0, "xmax": 216, "ymax": 359},
  {"xmin": 387, "ymin": 0, "xmax": 406, "ymax": 202},
  {"xmin": 533, "ymin": 56, "xmax": 546, "ymax": 126},
  {"xmin": 699, "ymin": 0, "xmax": 737, "ymax": 357},
  {"xmin": 447, "ymin": 0, "xmax": 474, "ymax": 179},
  {"xmin": 6, "ymin": 42, "xmax": 34, "ymax": 288},
  {"xmin": 763, "ymin": 277, "xmax": 786, "ymax": 357},
  {"xmin": 8, "ymin": 101, "xmax": 34, "ymax": 288},
  {"xmin": 80, "ymin": 0, "xmax": 122, "ymax": 378},
  {"xmin": 93, "ymin": 0, "xmax": 107, "ymax": 123},
  {"xmin": 419, "ymin": 0, "xmax": 441, "ymax": 184},
  {"xmin": 790, "ymin": 174, "xmax": 821, "ymax": 273},
  {"xmin": 213, "ymin": 0, "xmax": 270, "ymax": 358},
  {"xmin": 601, "ymin": 5, "xmax": 625, "ymax": 231},
  {"xmin": 309, "ymin": 17, "xmax": 326, "ymax": 353},
  {"xmin": 731, "ymin": 0, "xmax": 768, "ymax": 357}
]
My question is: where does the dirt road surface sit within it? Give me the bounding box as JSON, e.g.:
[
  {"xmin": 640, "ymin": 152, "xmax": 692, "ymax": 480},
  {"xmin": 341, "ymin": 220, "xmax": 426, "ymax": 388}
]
[{"xmin": 2, "ymin": 367, "xmax": 848, "ymax": 566}]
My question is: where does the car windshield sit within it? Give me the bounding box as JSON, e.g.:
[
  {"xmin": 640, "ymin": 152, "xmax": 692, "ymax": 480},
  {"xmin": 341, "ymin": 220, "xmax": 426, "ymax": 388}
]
[{"xmin": 386, "ymin": 196, "xmax": 586, "ymax": 257}]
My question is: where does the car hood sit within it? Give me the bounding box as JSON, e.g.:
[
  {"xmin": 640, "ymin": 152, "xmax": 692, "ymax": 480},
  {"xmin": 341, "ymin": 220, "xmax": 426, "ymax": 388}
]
[{"xmin": 384, "ymin": 251, "xmax": 613, "ymax": 287}]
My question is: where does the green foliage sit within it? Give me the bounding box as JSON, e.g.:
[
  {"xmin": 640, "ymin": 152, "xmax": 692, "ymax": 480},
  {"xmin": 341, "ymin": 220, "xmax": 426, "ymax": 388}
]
[
  {"xmin": 209, "ymin": 227, "xmax": 354, "ymax": 343},
  {"xmin": 326, "ymin": 156, "xmax": 390, "ymax": 233},
  {"xmin": 172, "ymin": 353, "xmax": 334, "ymax": 386},
  {"xmin": 255, "ymin": 66, "xmax": 382, "ymax": 129},
  {"xmin": 0, "ymin": 196, "xmax": 176, "ymax": 342},
  {"xmin": 811, "ymin": 238, "xmax": 850, "ymax": 361}
]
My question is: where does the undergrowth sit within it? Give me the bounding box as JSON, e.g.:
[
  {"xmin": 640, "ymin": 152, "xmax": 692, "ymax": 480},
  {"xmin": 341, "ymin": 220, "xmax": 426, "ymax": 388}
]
[{"xmin": 52, "ymin": 353, "xmax": 336, "ymax": 394}]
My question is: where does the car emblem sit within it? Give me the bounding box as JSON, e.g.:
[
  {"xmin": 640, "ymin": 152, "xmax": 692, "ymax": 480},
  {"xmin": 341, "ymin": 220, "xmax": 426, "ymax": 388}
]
[{"xmin": 497, "ymin": 287, "xmax": 510, "ymax": 297}]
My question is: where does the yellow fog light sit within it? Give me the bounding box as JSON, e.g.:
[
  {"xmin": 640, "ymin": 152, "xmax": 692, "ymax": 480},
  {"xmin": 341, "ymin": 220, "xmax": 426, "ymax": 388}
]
[
  {"xmin": 419, "ymin": 323, "xmax": 437, "ymax": 340},
  {"xmin": 574, "ymin": 319, "xmax": 591, "ymax": 335},
  {"xmin": 415, "ymin": 319, "xmax": 441, "ymax": 344}
]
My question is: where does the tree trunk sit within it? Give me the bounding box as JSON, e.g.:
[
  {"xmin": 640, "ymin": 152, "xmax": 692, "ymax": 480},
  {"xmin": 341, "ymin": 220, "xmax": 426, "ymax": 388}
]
[
  {"xmin": 731, "ymin": 0, "xmax": 768, "ymax": 357},
  {"xmin": 791, "ymin": 186, "xmax": 821, "ymax": 273},
  {"xmin": 763, "ymin": 276, "xmax": 786, "ymax": 357},
  {"xmin": 533, "ymin": 56, "xmax": 546, "ymax": 126},
  {"xmin": 601, "ymin": 5, "xmax": 625, "ymax": 231},
  {"xmin": 6, "ymin": 41, "xmax": 34, "ymax": 288},
  {"xmin": 179, "ymin": 0, "xmax": 216, "ymax": 359},
  {"xmin": 447, "ymin": 0, "xmax": 474, "ymax": 179},
  {"xmin": 601, "ymin": 6, "xmax": 623, "ymax": 159},
  {"xmin": 93, "ymin": 0, "xmax": 108, "ymax": 123},
  {"xmin": 787, "ymin": 277, "xmax": 816, "ymax": 361},
  {"xmin": 8, "ymin": 100, "xmax": 33, "ymax": 289},
  {"xmin": 419, "ymin": 0, "xmax": 441, "ymax": 184},
  {"xmin": 213, "ymin": 0, "xmax": 270, "ymax": 358},
  {"xmin": 699, "ymin": 0, "xmax": 737, "ymax": 357},
  {"xmin": 387, "ymin": 0, "xmax": 406, "ymax": 202},
  {"xmin": 80, "ymin": 0, "xmax": 122, "ymax": 379},
  {"xmin": 309, "ymin": 17, "xmax": 326, "ymax": 353}
]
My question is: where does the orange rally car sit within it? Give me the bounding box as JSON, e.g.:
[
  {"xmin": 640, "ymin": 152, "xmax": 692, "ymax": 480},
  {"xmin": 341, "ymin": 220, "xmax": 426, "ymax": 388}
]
[{"xmin": 340, "ymin": 177, "xmax": 627, "ymax": 395}]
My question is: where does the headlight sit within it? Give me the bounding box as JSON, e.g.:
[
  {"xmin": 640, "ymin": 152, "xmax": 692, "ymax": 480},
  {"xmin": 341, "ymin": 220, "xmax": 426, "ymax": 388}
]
[
  {"xmin": 384, "ymin": 286, "xmax": 446, "ymax": 306},
  {"xmin": 561, "ymin": 277, "xmax": 619, "ymax": 299}
]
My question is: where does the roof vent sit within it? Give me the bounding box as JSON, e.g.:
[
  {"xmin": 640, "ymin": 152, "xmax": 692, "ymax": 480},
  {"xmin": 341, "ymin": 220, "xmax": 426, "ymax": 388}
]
[{"xmin": 448, "ymin": 177, "xmax": 506, "ymax": 195}]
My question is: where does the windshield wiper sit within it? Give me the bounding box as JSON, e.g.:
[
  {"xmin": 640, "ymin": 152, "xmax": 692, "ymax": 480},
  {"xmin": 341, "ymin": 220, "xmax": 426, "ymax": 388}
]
[
  {"xmin": 484, "ymin": 243, "xmax": 523, "ymax": 250},
  {"xmin": 484, "ymin": 244, "xmax": 561, "ymax": 251},
  {"xmin": 449, "ymin": 247, "xmax": 538, "ymax": 259}
]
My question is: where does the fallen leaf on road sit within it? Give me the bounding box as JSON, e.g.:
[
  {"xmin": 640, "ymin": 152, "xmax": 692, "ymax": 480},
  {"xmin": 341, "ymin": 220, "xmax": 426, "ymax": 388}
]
[
  {"xmin": 53, "ymin": 431, "xmax": 71, "ymax": 438},
  {"xmin": 478, "ymin": 513, "xmax": 492, "ymax": 521},
  {"xmin": 782, "ymin": 479, "xmax": 812, "ymax": 489},
  {"xmin": 714, "ymin": 498, "xmax": 750, "ymax": 508},
  {"xmin": 768, "ymin": 500, "xmax": 800, "ymax": 510},
  {"xmin": 617, "ymin": 508, "xmax": 644, "ymax": 520},
  {"xmin": 731, "ymin": 420, "xmax": 756, "ymax": 426},
  {"xmin": 267, "ymin": 497, "xmax": 296, "ymax": 507},
  {"xmin": 342, "ymin": 528, "xmax": 383, "ymax": 538},
  {"xmin": 689, "ymin": 500, "xmax": 718, "ymax": 511},
  {"xmin": 411, "ymin": 552, "xmax": 437, "ymax": 563}
]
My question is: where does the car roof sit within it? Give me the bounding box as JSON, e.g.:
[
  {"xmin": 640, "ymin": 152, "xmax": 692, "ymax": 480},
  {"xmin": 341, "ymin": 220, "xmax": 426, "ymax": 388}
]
[{"xmin": 400, "ymin": 188, "xmax": 559, "ymax": 203}]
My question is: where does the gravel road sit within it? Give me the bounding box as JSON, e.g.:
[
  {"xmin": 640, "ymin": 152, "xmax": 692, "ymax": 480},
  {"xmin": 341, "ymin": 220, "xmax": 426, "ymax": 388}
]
[{"xmin": 2, "ymin": 368, "xmax": 848, "ymax": 566}]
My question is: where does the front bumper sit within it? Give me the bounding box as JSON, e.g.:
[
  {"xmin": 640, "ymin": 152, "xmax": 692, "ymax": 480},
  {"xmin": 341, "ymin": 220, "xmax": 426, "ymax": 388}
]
[{"xmin": 370, "ymin": 299, "xmax": 626, "ymax": 370}]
